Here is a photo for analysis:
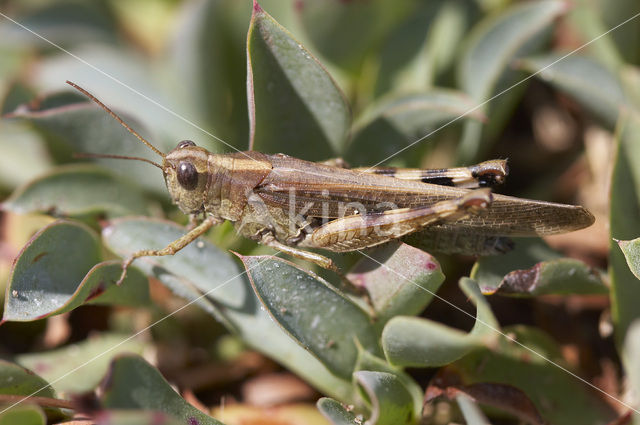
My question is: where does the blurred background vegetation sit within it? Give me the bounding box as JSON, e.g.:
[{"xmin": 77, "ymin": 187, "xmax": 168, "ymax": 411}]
[{"xmin": 0, "ymin": 0, "xmax": 639, "ymax": 424}]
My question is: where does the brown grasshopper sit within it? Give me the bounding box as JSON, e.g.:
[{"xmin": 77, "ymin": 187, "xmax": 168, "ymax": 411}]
[{"xmin": 67, "ymin": 82, "xmax": 595, "ymax": 283}]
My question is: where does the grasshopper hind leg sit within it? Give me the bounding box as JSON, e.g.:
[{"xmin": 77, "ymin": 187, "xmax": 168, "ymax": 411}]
[{"xmin": 306, "ymin": 189, "xmax": 494, "ymax": 252}]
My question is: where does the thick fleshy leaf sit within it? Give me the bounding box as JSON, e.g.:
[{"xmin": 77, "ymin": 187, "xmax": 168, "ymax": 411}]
[
  {"xmin": 456, "ymin": 394, "xmax": 491, "ymax": 425},
  {"xmin": 99, "ymin": 355, "xmax": 223, "ymax": 425},
  {"xmin": 0, "ymin": 121, "xmax": 52, "ymax": 190},
  {"xmin": 618, "ymin": 238, "xmax": 640, "ymax": 281},
  {"xmin": 0, "ymin": 404, "xmax": 46, "ymax": 425},
  {"xmin": 427, "ymin": 377, "xmax": 545, "ymax": 425},
  {"xmin": 31, "ymin": 44, "xmax": 206, "ymax": 151},
  {"xmin": 2, "ymin": 165, "xmax": 150, "ymax": 217},
  {"xmin": 610, "ymin": 115, "xmax": 640, "ymax": 345},
  {"xmin": 240, "ymin": 254, "xmax": 380, "ymax": 380},
  {"xmin": 316, "ymin": 398, "xmax": 359, "ymax": 425},
  {"xmin": 102, "ymin": 218, "xmax": 354, "ymax": 401},
  {"xmin": 375, "ymin": 1, "xmax": 468, "ymax": 96},
  {"xmin": 354, "ymin": 349, "xmax": 422, "ymax": 423},
  {"xmin": 7, "ymin": 101, "xmax": 167, "ymax": 193},
  {"xmin": 3, "ymin": 221, "xmax": 148, "ymax": 323},
  {"xmin": 381, "ymin": 278, "xmax": 499, "ymax": 367},
  {"xmin": 517, "ymin": 54, "xmax": 627, "ymax": 129},
  {"xmin": 167, "ymin": 0, "xmax": 250, "ymax": 150},
  {"xmin": 346, "ymin": 91, "xmax": 484, "ymax": 166},
  {"xmin": 621, "ymin": 66, "xmax": 640, "ymax": 110},
  {"xmin": 91, "ymin": 410, "xmax": 183, "ymax": 425},
  {"xmin": 592, "ymin": 0, "xmax": 640, "ymax": 65},
  {"xmin": 0, "ymin": 360, "xmax": 55, "ymax": 398},
  {"xmin": 3, "ymin": 220, "xmax": 100, "ymax": 322},
  {"xmin": 472, "ymin": 238, "xmax": 607, "ymax": 296},
  {"xmin": 0, "ymin": 2, "xmax": 118, "ymax": 49},
  {"xmin": 17, "ymin": 333, "xmax": 146, "ymax": 394},
  {"xmin": 247, "ymin": 2, "xmax": 351, "ymax": 159},
  {"xmin": 623, "ymin": 320, "xmax": 640, "ymax": 418},
  {"xmin": 450, "ymin": 325, "xmax": 617, "ymax": 424},
  {"xmin": 354, "ymin": 371, "xmax": 414, "ymax": 425},
  {"xmin": 346, "ymin": 242, "xmax": 445, "ymax": 327},
  {"xmin": 456, "ymin": 0, "xmax": 566, "ymax": 163},
  {"xmin": 565, "ymin": 0, "xmax": 624, "ymax": 70},
  {"xmin": 296, "ymin": 0, "xmax": 411, "ymax": 74}
]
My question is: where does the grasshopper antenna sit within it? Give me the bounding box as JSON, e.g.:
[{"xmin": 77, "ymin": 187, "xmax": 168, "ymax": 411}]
[
  {"xmin": 73, "ymin": 152, "xmax": 163, "ymax": 170},
  {"xmin": 65, "ymin": 81, "xmax": 166, "ymax": 159}
]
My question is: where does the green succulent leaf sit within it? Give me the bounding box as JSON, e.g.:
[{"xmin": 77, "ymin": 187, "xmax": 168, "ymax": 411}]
[
  {"xmin": 3, "ymin": 220, "xmax": 148, "ymax": 323},
  {"xmin": 0, "ymin": 360, "xmax": 55, "ymax": 398},
  {"xmin": 0, "ymin": 360, "xmax": 66, "ymax": 422},
  {"xmin": 316, "ymin": 398, "xmax": 359, "ymax": 425},
  {"xmin": 167, "ymin": 0, "xmax": 250, "ymax": 150},
  {"xmin": 382, "ymin": 278, "xmax": 498, "ymax": 367},
  {"xmin": 517, "ymin": 54, "xmax": 627, "ymax": 129},
  {"xmin": 375, "ymin": 1, "xmax": 468, "ymax": 96},
  {"xmin": 456, "ymin": 394, "xmax": 491, "ymax": 425},
  {"xmin": 450, "ymin": 325, "xmax": 617, "ymax": 424},
  {"xmin": 7, "ymin": 101, "xmax": 166, "ymax": 193},
  {"xmin": 457, "ymin": 0, "xmax": 566, "ymax": 163},
  {"xmin": 0, "ymin": 405, "xmax": 46, "ymax": 425},
  {"xmin": 618, "ymin": 237, "xmax": 640, "ymax": 280},
  {"xmin": 346, "ymin": 242, "xmax": 445, "ymax": 327},
  {"xmin": 0, "ymin": 2, "xmax": 118, "ymax": 49},
  {"xmin": 2, "ymin": 165, "xmax": 150, "ymax": 217},
  {"xmin": 623, "ymin": 320, "xmax": 640, "ymax": 418},
  {"xmin": 247, "ymin": 2, "xmax": 351, "ymax": 159},
  {"xmin": 83, "ymin": 411, "xmax": 184, "ymax": 425},
  {"xmin": 354, "ymin": 348, "xmax": 423, "ymax": 423},
  {"xmin": 17, "ymin": 333, "xmax": 146, "ymax": 394},
  {"xmin": 239, "ymin": 254, "xmax": 381, "ymax": 380},
  {"xmin": 0, "ymin": 121, "xmax": 52, "ymax": 190},
  {"xmin": 346, "ymin": 91, "xmax": 484, "ymax": 166},
  {"xmin": 610, "ymin": 114, "xmax": 640, "ymax": 345},
  {"xmin": 103, "ymin": 218, "xmax": 354, "ymax": 401},
  {"xmin": 296, "ymin": 0, "xmax": 412, "ymax": 74},
  {"xmin": 99, "ymin": 355, "xmax": 224, "ymax": 425},
  {"xmin": 472, "ymin": 238, "xmax": 608, "ymax": 296},
  {"xmin": 354, "ymin": 371, "xmax": 414, "ymax": 425}
]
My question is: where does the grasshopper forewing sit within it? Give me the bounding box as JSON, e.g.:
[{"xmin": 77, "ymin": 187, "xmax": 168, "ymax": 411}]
[{"xmin": 67, "ymin": 81, "xmax": 595, "ymax": 283}]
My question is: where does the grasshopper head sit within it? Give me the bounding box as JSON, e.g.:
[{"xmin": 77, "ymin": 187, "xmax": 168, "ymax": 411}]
[{"xmin": 163, "ymin": 140, "xmax": 212, "ymax": 215}]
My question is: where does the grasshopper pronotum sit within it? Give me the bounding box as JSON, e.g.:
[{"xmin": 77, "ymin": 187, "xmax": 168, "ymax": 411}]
[{"xmin": 67, "ymin": 82, "xmax": 594, "ymax": 283}]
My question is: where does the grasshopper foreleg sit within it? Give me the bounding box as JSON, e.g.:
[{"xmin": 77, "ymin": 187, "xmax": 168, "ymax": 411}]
[
  {"xmin": 117, "ymin": 215, "xmax": 220, "ymax": 285},
  {"xmin": 307, "ymin": 188, "xmax": 493, "ymax": 252}
]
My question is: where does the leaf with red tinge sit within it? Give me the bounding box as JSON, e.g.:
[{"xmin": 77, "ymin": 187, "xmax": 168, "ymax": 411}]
[
  {"xmin": 472, "ymin": 238, "xmax": 607, "ymax": 296},
  {"xmin": 3, "ymin": 220, "xmax": 149, "ymax": 323},
  {"xmin": 99, "ymin": 355, "xmax": 224, "ymax": 425},
  {"xmin": 346, "ymin": 242, "xmax": 444, "ymax": 327},
  {"xmin": 427, "ymin": 371, "xmax": 545, "ymax": 425},
  {"xmin": 247, "ymin": 1, "xmax": 350, "ymax": 159},
  {"xmin": 618, "ymin": 237, "xmax": 640, "ymax": 281},
  {"xmin": 449, "ymin": 325, "xmax": 617, "ymax": 424}
]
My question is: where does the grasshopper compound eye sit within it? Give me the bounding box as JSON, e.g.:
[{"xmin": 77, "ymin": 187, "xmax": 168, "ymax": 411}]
[
  {"xmin": 177, "ymin": 161, "xmax": 198, "ymax": 190},
  {"xmin": 177, "ymin": 140, "xmax": 196, "ymax": 149}
]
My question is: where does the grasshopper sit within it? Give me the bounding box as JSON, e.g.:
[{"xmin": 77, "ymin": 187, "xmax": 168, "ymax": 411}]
[{"xmin": 67, "ymin": 82, "xmax": 594, "ymax": 283}]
